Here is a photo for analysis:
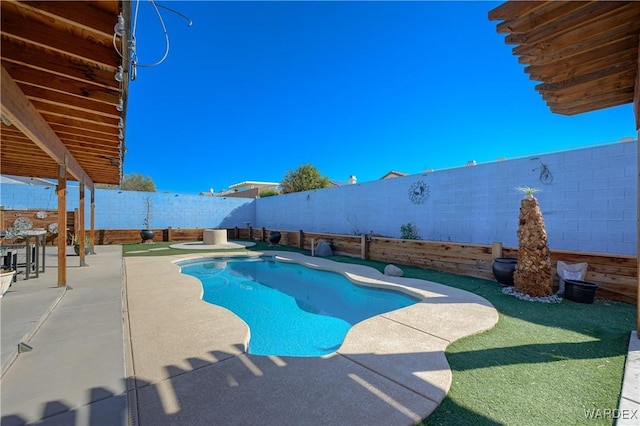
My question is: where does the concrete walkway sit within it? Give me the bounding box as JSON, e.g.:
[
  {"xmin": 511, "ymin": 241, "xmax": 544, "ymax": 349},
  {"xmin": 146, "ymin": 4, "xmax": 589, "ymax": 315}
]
[
  {"xmin": 1, "ymin": 246, "xmax": 638, "ymax": 425},
  {"xmin": 618, "ymin": 331, "xmax": 640, "ymax": 426},
  {"xmin": 1, "ymin": 246, "xmax": 127, "ymax": 425}
]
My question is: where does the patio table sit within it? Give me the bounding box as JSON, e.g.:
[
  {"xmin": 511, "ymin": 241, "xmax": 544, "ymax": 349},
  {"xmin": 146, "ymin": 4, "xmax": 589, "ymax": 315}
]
[{"xmin": 3, "ymin": 230, "xmax": 46, "ymax": 280}]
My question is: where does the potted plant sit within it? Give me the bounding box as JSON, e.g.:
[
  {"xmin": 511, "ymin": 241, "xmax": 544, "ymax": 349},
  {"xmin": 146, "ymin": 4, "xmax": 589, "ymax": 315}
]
[
  {"xmin": 513, "ymin": 186, "xmax": 553, "ymax": 297},
  {"xmin": 268, "ymin": 230, "xmax": 281, "ymax": 246},
  {"xmin": 492, "ymin": 257, "xmax": 517, "ymax": 286},
  {"xmin": 70, "ymin": 233, "xmax": 92, "ymax": 256},
  {"xmin": 0, "ymin": 265, "xmax": 14, "ymax": 297},
  {"xmin": 1, "ymin": 223, "xmax": 27, "ymax": 296},
  {"xmin": 140, "ymin": 197, "xmax": 155, "ymax": 243}
]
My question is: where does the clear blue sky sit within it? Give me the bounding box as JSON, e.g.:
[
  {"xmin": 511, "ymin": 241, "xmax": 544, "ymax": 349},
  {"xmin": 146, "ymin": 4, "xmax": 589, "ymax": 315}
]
[{"xmin": 124, "ymin": 1, "xmax": 637, "ymax": 194}]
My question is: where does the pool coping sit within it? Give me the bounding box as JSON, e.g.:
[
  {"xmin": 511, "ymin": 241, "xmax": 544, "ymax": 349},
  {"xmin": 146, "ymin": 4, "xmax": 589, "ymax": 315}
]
[{"xmin": 124, "ymin": 250, "xmax": 499, "ymax": 425}]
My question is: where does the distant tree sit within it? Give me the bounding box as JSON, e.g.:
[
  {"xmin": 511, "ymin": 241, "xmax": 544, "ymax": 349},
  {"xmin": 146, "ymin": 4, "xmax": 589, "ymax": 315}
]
[
  {"xmin": 120, "ymin": 173, "xmax": 157, "ymax": 192},
  {"xmin": 280, "ymin": 164, "xmax": 331, "ymax": 194},
  {"xmin": 95, "ymin": 183, "xmax": 118, "ymax": 190},
  {"xmin": 259, "ymin": 188, "xmax": 280, "ymax": 198}
]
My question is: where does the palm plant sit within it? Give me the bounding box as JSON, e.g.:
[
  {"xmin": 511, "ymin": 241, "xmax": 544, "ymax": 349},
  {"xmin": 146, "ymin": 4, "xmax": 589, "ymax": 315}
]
[{"xmin": 513, "ymin": 187, "xmax": 552, "ymax": 297}]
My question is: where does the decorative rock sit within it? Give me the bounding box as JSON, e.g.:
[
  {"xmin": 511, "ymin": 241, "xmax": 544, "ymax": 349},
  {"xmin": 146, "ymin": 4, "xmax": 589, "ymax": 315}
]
[
  {"xmin": 502, "ymin": 286, "xmax": 562, "ymax": 304},
  {"xmin": 384, "ymin": 264, "xmax": 404, "ymax": 277},
  {"xmin": 315, "ymin": 240, "xmax": 333, "ymax": 257}
]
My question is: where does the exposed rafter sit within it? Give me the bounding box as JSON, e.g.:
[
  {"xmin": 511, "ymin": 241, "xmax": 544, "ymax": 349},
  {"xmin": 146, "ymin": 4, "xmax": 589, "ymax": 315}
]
[
  {"xmin": 489, "ymin": 1, "xmax": 640, "ymax": 116},
  {"xmin": 1, "ymin": 66, "xmax": 94, "ymax": 190},
  {"xmin": 0, "ymin": 0, "xmax": 128, "ymax": 185}
]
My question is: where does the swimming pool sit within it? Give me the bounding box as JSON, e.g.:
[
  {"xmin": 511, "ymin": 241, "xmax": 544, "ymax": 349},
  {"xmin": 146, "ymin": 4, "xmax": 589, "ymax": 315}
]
[{"xmin": 178, "ymin": 256, "xmax": 419, "ymax": 357}]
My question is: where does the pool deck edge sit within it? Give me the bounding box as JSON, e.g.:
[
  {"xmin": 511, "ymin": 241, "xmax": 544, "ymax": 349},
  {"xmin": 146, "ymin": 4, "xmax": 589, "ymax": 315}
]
[{"xmin": 125, "ymin": 251, "xmax": 499, "ymax": 425}]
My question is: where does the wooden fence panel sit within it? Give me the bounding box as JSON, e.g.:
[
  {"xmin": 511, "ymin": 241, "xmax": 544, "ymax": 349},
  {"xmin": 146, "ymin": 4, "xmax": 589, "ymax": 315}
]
[
  {"xmin": 301, "ymin": 232, "xmax": 362, "ymax": 256},
  {"xmin": 93, "ymin": 230, "xmax": 142, "ymax": 244},
  {"xmin": 170, "ymin": 229, "xmax": 203, "ymax": 242},
  {"xmin": 26, "ymin": 225, "xmax": 634, "ymax": 303},
  {"xmin": 1, "ymin": 208, "xmax": 61, "ymax": 245}
]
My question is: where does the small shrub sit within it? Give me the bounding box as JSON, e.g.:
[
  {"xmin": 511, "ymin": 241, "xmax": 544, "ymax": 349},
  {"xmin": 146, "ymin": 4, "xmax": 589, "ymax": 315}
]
[
  {"xmin": 400, "ymin": 223, "xmax": 420, "ymax": 240},
  {"xmin": 259, "ymin": 189, "xmax": 280, "ymax": 197}
]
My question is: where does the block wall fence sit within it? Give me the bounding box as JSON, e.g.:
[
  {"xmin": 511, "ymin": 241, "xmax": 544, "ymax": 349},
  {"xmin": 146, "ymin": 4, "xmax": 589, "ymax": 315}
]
[
  {"xmin": 0, "ymin": 140, "xmax": 637, "ymax": 256},
  {"xmin": 256, "ymin": 140, "xmax": 637, "ymax": 255},
  {"xmin": 0, "ymin": 186, "xmax": 255, "ymax": 230}
]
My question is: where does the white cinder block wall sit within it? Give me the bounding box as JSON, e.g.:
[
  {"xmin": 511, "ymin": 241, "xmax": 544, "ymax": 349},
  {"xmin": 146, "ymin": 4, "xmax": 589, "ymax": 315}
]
[{"xmin": 256, "ymin": 141, "xmax": 637, "ymax": 255}]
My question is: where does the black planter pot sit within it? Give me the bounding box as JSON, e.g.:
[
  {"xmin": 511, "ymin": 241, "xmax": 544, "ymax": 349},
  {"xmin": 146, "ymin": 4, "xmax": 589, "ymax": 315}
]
[
  {"xmin": 73, "ymin": 245, "xmax": 90, "ymax": 256},
  {"xmin": 140, "ymin": 229, "xmax": 155, "ymax": 242},
  {"xmin": 268, "ymin": 231, "xmax": 281, "ymax": 246},
  {"xmin": 564, "ymin": 280, "xmax": 598, "ymax": 304},
  {"xmin": 492, "ymin": 257, "xmax": 518, "ymax": 286}
]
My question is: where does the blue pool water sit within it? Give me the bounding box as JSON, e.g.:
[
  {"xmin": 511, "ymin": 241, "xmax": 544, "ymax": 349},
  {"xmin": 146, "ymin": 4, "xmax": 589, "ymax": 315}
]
[{"xmin": 179, "ymin": 256, "xmax": 418, "ymax": 357}]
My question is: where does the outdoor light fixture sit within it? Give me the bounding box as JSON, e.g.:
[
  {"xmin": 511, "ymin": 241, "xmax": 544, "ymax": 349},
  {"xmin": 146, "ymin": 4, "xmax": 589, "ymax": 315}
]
[
  {"xmin": 114, "ymin": 13, "xmax": 126, "ymax": 36},
  {"xmin": 1, "ymin": 114, "xmax": 12, "ymax": 126},
  {"xmin": 115, "ymin": 65, "xmax": 124, "ymax": 82},
  {"xmin": 113, "ymin": 0, "xmax": 192, "ymax": 83},
  {"xmin": 116, "ymin": 98, "xmax": 123, "ymax": 112}
]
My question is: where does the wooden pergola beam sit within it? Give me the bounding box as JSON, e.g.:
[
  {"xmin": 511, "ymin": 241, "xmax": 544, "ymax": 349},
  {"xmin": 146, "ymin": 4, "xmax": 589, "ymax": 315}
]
[
  {"xmin": 505, "ymin": 2, "xmax": 619, "ymax": 45},
  {"xmin": 488, "ymin": 1, "xmax": 545, "ymax": 21},
  {"xmin": 527, "ymin": 40, "xmax": 638, "ymax": 83},
  {"xmin": 1, "ymin": 65, "xmax": 94, "ymax": 191}
]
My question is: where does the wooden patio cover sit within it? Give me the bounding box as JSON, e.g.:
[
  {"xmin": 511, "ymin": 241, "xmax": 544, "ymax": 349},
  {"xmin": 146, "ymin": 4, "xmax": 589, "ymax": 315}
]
[
  {"xmin": 488, "ymin": 1, "xmax": 640, "ymax": 330},
  {"xmin": 1, "ymin": 0, "xmax": 130, "ymax": 284}
]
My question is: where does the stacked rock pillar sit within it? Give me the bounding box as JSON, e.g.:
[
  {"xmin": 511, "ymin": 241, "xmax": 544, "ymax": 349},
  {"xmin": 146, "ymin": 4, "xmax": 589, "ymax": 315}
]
[{"xmin": 514, "ymin": 197, "xmax": 553, "ymax": 297}]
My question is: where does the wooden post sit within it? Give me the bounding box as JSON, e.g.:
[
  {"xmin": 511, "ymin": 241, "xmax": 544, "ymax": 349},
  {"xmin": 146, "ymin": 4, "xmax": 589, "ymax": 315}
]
[
  {"xmin": 73, "ymin": 208, "xmax": 78, "ymax": 238},
  {"xmin": 235, "ymin": 227, "xmax": 239, "ymax": 239},
  {"xmin": 299, "ymin": 230, "xmax": 304, "ymax": 249},
  {"xmin": 57, "ymin": 165, "xmax": 66, "ymax": 286},
  {"xmin": 249, "ymin": 226, "xmax": 253, "ymax": 241},
  {"xmin": 262, "ymin": 227, "xmax": 266, "ymax": 242},
  {"xmin": 492, "ymin": 242, "xmax": 503, "ymax": 259},
  {"xmin": 361, "ymin": 234, "xmax": 368, "ymax": 260},
  {"xmin": 79, "ymin": 182, "xmax": 86, "ymax": 266},
  {"xmin": 167, "ymin": 226, "xmax": 173, "ymax": 242},
  {"xmin": 90, "ymin": 188, "xmax": 95, "ymax": 254}
]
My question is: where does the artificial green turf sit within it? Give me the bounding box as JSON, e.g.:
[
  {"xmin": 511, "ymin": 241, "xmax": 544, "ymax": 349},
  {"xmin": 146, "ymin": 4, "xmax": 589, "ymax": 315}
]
[
  {"xmin": 330, "ymin": 257, "xmax": 635, "ymax": 426},
  {"xmin": 121, "ymin": 240, "xmax": 303, "ymax": 257},
  {"xmin": 122, "ymin": 242, "xmax": 636, "ymax": 425}
]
